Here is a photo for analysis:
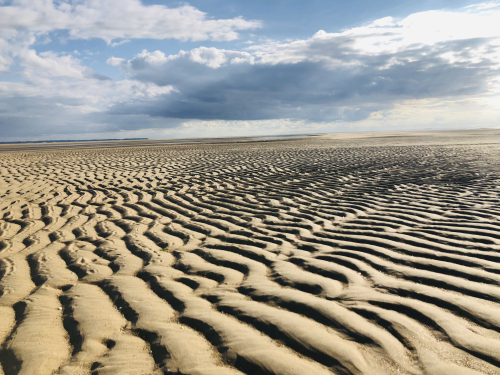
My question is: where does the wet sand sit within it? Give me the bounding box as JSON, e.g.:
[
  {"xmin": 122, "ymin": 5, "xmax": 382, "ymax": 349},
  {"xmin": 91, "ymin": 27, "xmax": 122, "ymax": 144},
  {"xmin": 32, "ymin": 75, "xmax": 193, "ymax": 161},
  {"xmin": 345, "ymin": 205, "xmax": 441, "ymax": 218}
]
[{"xmin": 0, "ymin": 129, "xmax": 500, "ymax": 375}]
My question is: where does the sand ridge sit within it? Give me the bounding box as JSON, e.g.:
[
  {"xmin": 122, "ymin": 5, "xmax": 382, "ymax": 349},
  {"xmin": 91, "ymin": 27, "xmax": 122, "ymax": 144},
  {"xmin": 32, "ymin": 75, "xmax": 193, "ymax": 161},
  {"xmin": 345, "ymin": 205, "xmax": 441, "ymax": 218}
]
[{"xmin": 0, "ymin": 130, "xmax": 500, "ymax": 374}]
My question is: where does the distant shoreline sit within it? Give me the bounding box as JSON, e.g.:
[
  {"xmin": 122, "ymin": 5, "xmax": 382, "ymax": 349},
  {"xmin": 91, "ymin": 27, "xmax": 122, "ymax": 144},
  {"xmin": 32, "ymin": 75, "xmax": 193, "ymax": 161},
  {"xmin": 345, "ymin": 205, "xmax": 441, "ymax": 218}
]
[{"xmin": 0, "ymin": 138, "xmax": 148, "ymax": 145}]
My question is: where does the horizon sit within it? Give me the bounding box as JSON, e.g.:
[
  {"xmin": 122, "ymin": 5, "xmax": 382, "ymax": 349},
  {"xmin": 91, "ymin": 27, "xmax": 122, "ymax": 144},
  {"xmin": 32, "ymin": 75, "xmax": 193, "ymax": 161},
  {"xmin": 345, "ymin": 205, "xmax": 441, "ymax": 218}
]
[
  {"xmin": 1, "ymin": 0, "xmax": 500, "ymax": 142},
  {"xmin": 2, "ymin": 127, "xmax": 499, "ymax": 146}
]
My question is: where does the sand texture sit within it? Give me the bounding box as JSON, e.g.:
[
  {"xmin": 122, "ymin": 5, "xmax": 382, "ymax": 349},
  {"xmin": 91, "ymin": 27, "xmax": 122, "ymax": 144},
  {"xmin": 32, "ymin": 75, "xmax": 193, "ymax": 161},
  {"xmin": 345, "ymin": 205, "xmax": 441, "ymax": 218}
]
[{"xmin": 1, "ymin": 129, "xmax": 500, "ymax": 375}]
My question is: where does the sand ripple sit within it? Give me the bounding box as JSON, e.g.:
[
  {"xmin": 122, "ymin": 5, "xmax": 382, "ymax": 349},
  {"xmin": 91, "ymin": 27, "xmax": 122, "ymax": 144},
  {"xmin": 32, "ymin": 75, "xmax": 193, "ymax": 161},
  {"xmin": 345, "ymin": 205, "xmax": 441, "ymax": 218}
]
[{"xmin": 1, "ymin": 133, "xmax": 500, "ymax": 375}]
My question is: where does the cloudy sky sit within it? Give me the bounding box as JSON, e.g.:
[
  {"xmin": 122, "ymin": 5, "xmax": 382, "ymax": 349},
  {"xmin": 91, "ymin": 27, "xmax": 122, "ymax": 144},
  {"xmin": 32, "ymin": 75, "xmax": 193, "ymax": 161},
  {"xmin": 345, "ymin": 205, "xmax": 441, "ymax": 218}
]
[{"xmin": 0, "ymin": 0, "xmax": 499, "ymax": 141}]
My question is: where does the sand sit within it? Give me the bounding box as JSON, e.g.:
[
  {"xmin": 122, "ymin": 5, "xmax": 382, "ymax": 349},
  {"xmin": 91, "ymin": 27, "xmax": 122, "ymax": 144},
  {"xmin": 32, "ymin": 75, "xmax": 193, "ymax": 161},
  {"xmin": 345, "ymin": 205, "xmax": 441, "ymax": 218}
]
[{"xmin": 0, "ymin": 128, "xmax": 500, "ymax": 375}]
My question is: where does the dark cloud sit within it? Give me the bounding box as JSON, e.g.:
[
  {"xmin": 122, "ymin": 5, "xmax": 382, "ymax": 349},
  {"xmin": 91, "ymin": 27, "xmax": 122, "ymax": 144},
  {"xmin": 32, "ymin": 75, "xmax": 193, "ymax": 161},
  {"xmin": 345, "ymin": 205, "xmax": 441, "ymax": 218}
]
[
  {"xmin": 107, "ymin": 37, "xmax": 499, "ymax": 123},
  {"xmin": 86, "ymin": 72, "xmax": 112, "ymax": 81}
]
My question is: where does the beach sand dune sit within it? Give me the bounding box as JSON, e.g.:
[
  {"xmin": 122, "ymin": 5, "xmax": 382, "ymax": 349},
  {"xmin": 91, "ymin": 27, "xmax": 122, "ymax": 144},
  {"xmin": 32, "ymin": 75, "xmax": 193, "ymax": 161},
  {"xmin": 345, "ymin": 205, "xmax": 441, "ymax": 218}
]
[{"xmin": 0, "ymin": 129, "xmax": 500, "ymax": 375}]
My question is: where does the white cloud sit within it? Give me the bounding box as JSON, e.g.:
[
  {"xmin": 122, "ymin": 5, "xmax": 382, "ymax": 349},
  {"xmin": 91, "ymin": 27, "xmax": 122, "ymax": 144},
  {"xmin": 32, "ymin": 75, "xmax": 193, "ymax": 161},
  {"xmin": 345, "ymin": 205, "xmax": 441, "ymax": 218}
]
[
  {"xmin": 240, "ymin": 6, "xmax": 500, "ymax": 68},
  {"xmin": 189, "ymin": 47, "xmax": 228, "ymax": 69},
  {"xmin": 133, "ymin": 50, "xmax": 169, "ymax": 66},
  {"xmin": 106, "ymin": 57, "xmax": 126, "ymax": 68},
  {"xmin": 109, "ymin": 39, "xmax": 130, "ymax": 47},
  {"xmin": 18, "ymin": 49, "xmax": 97, "ymax": 79},
  {"xmin": 0, "ymin": 0, "xmax": 261, "ymax": 43},
  {"xmin": 465, "ymin": 1, "xmax": 500, "ymax": 11},
  {"xmin": 110, "ymin": 48, "xmax": 253, "ymax": 71},
  {"xmin": 0, "ymin": 37, "xmax": 12, "ymax": 71},
  {"xmin": 0, "ymin": 76, "xmax": 175, "ymax": 110}
]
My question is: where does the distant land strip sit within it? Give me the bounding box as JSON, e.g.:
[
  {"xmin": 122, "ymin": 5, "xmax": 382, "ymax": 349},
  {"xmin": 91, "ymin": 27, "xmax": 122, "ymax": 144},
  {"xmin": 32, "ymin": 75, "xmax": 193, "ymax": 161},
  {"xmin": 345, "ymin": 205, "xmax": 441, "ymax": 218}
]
[{"xmin": 0, "ymin": 138, "xmax": 148, "ymax": 145}]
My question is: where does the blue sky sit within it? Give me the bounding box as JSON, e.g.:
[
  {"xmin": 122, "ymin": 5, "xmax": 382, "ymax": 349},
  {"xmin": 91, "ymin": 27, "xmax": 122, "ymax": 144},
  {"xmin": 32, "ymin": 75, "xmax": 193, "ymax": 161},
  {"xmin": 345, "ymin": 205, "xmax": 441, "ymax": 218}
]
[{"xmin": 0, "ymin": 0, "xmax": 499, "ymax": 141}]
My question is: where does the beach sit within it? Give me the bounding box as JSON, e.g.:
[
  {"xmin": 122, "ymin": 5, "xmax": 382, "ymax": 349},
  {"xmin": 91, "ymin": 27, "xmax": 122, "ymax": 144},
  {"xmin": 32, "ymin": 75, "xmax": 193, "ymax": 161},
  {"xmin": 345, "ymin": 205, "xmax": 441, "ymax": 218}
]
[{"xmin": 0, "ymin": 129, "xmax": 500, "ymax": 375}]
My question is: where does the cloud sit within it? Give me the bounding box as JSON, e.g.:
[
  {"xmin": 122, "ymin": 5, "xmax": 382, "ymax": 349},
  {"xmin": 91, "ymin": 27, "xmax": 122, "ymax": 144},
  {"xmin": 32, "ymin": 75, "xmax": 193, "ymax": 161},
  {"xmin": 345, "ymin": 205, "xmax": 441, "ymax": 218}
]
[
  {"xmin": 18, "ymin": 49, "xmax": 111, "ymax": 80},
  {"xmin": 104, "ymin": 4, "xmax": 500, "ymax": 124},
  {"xmin": 0, "ymin": 63, "xmax": 179, "ymax": 139},
  {"xmin": 107, "ymin": 47, "xmax": 252, "ymax": 71},
  {"xmin": 0, "ymin": 2, "xmax": 500, "ymax": 140},
  {"xmin": 465, "ymin": 1, "xmax": 500, "ymax": 11},
  {"xmin": 0, "ymin": 0, "xmax": 261, "ymax": 43},
  {"xmin": 109, "ymin": 39, "xmax": 130, "ymax": 47},
  {"xmin": 0, "ymin": 94, "xmax": 183, "ymax": 138}
]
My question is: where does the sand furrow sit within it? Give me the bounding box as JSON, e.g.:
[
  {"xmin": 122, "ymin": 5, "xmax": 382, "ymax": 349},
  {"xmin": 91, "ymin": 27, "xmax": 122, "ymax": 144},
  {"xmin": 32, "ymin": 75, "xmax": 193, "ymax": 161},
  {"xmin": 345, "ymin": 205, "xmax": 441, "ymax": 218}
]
[
  {"xmin": 100, "ymin": 275, "xmax": 242, "ymax": 375},
  {"xmin": 0, "ymin": 132, "xmax": 499, "ymax": 374},
  {"xmin": 0, "ymin": 286, "xmax": 70, "ymax": 375}
]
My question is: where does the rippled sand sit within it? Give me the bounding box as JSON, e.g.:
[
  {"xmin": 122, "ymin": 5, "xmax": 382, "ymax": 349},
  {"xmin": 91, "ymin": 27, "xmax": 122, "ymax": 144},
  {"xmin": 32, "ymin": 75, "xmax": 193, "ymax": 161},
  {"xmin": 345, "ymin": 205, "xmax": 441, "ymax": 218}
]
[{"xmin": 1, "ymin": 129, "xmax": 500, "ymax": 375}]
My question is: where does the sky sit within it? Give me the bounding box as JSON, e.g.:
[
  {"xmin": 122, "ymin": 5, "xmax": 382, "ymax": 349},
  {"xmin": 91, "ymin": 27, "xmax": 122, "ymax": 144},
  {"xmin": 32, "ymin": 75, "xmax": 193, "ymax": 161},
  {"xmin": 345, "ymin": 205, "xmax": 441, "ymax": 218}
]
[{"xmin": 0, "ymin": 0, "xmax": 499, "ymax": 141}]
